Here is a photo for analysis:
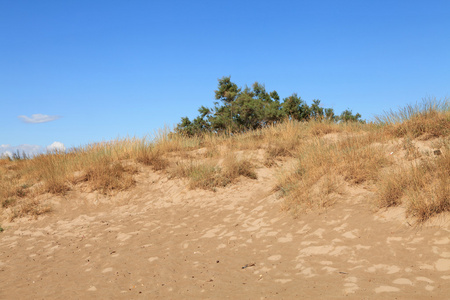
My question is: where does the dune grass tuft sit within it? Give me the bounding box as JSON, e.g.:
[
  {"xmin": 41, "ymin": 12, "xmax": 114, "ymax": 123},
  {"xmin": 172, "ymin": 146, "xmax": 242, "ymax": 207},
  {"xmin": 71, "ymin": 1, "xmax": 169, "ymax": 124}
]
[
  {"xmin": 135, "ymin": 142, "xmax": 169, "ymax": 171},
  {"xmin": 377, "ymin": 138, "xmax": 450, "ymax": 222},
  {"xmin": 172, "ymin": 154, "xmax": 257, "ymax": 190},
  {"xmin": 375, "ymin": 97, "xmax": 450, "ymax": 138}
]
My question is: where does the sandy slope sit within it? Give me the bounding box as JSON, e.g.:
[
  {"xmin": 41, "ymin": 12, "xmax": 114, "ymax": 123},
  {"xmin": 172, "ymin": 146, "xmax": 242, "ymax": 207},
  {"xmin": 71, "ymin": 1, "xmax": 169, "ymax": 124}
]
[{"xmin": 1, "ymin": 165, "xmax": 449, "ymax": 299}]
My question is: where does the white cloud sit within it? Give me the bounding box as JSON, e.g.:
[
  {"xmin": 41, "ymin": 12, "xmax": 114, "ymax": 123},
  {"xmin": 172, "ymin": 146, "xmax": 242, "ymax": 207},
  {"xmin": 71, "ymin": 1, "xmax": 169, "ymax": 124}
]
[
  {"xmin": 18, "ymin": 114, "xmax": 61, "ymax": 124},
  {"xmin": 0, "ymin": 150, "xmax": 12, "ymax": 159},
  {"xmin": 0, "ymin": 144, "xmax": 43, "ymax": 158},
  {"xmin": 0, "ymin": 142, "xmax": 67, "ymax": 158},
  {"xmin": 46, "ymin": 141, "xmax": 66, "ymax": 152}
]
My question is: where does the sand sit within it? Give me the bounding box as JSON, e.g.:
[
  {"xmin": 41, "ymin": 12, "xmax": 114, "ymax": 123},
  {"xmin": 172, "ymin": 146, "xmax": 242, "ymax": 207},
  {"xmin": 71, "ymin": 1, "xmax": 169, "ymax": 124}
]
[{"xmin": 1, "ymin": 165, "xmax": 449, "ymax": 299}]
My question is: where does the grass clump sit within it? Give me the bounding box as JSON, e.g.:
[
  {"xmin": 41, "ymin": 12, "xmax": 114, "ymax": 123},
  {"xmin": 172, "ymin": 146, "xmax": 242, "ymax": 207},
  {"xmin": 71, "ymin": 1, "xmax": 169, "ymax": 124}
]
[
  {"xmin": 2, "ymin": 198, "xmax": 17, "ymax": 208},
  {"xmin": 376, "ymin": 97, "xmax": 450, "ymax": 138},
  {"xmin": 175, "ymin": 161, "xmax": 219, "ymax": 190},
  {"xmin": 135, "ymin": 143, "xmax": 169, "ymax": 171},
  {"xmin": 173, "ymin": 155, "xmax": 257, "ymax": 190},
  {"xmin": 276, "ymin": 139, "xmax": 342, "ymax": 213},
  {"xmin": 377, "ymin": 138, "xmax": 449, "ymax": 222},
  {"xmin": 83, "ymin": 155, "xmax": 136, "ymax": 194},
  {"xmin": 309, "ymin": 121, "xmax": 342, "ymax": 136},
  {"xmin": 376, "ymin": 169, "xmax": 411, "ymax": 207},
  {"xmin": 35, "ymin": 153, "xmax": 71, "ymax": 194},
  {"xmin": 336, "ymin": 134, "xmax": 390, "ymax": 184},
  {"xmin": 10, "ymin": 199, "xmax": 52, "ymax": 221},
  {"xmin": 222, "ymin": 155, "xmax": 257, "ymax": 182},
  {"xmin": 278, "ymin": 133, "xmax": 389, "ymax": 214}
]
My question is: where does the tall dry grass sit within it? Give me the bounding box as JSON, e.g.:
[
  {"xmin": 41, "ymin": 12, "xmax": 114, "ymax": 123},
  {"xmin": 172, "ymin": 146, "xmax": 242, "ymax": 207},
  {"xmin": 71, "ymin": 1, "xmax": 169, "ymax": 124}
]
[
  {"xmin": 375, "ymin": 97, "xmax": 450, "ymax": 138},
  {"xmin": 1, "ymin": 98, "xmax": 449, "ymax": 222},
  {"xmin": 373, "ymin": 97, "xmax": 450, "ymax": 221},
  {"xmin": 376, "ymin": 138, "xmax": 449, "ymax": 222},
  {"xmin": 171, "ymin": 154, "xmax": 257, "ymax": 190},
  {"xmin": 277, "ymin": 132, "xmax": 390, "ymax": 214}
]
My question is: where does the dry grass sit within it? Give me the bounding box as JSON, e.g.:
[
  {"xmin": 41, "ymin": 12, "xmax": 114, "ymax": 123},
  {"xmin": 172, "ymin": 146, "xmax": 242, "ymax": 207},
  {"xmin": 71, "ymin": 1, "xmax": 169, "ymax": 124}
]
[
  {"xmin": 377, "ymin": 138, "xmax": 450, "ymax": 222},
  {"xmin": 10, "ymin": 199, "xmax": 52, "ymax": 221},
  {"xmin": 83, "ymin": 156, "xmax": 137, "ymax": 194},
  {"xmin": 336, "ymin": 134, "xmax": 390, "ymax": 184},
  {"xmin": 375, "ymin": 97, "xmax": 450, "ymax": 138},
  {"xmin": 135, "ymin": 142, "xmax": 169, "ymax": 171},
  {"xmin": 174, "ymin": 160, "xmax": 219, "ymax": 190},
  {"xmin": 222, "ymin": 154, "xmax": 258, "ymax": 182},
  {"xmin": 276, "ymin": 133, "xmax": 389, "ymax": 214},
  {"xmin": 372, "ymin": 97, "xmax": 450, "ymax": 221},
  {"xmin": 1, "ymin": 98, "xmax": 449, "ymax": 222},
  {"xmin": 309, "ymin": 121, "xmax": 342, "ymax": 136},
  {"xmin": 0, "ymin": 142, "xmax": 142, "ymax": 219},
  {"xmin": 172, "ymin": 154, "xmax": 257, "ymax": 190},
  {"xmin": 376, "ymin": 168, "xmax": 412, "ymax": 207}
]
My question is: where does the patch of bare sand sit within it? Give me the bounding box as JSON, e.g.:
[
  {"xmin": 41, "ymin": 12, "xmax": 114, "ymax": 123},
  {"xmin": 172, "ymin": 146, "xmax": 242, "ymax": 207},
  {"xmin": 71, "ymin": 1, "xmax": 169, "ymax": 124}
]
[{"xmin": 1, "ymin": 166, "xmax": 450, "ymax": 299}]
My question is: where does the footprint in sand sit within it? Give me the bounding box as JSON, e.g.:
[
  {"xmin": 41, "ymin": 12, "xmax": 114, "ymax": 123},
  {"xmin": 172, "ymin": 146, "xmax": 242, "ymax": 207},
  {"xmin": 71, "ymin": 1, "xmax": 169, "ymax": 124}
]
[
  {"xmin": 116, "ymin": 232, "xmax": 132, "ymax": 242},
  {"xmin": 201, "ymin": 228, "xmax": 221, "ymax": 238},
  {"xmin": 333, "ymin": 223, "xmax": 348, "ymax": 232},
  {"xmin": 277, "ymin": 233, "xmax": 293, "ymax": 243},
  {"xmin": 274, "ymin": 279, "xmax": 292, "ymax": 284},
  {"xmin": 416, "ymin": 276, "xmax": 434, "ymax": 284},
  {"xmin": 322, "ymin": 266, "xmax": 338, "ymax": 274},
  {"xmin": 300, "ymin": 241, "xmax": 318, "ymax": 246},
  {"xmin": 342, "ymin": 230, "xmax": 359, "ymax": 239},
  {"xmin": 408, "ymin": 237, "xmax": 424, "ymax": 244},
  {"xmin": 374, "ymin": 286, "xmax": 400, "ymax": 293},
  {"xmin": 306, "ymin": 228, "xmax": 325, "ymax": 239},
  {"xmin": 433, "ymin": 237, "xmax": 450, "ymax": 245},
  {"xmin": 435, "ymin": 259, "xmax": 450, "ymax": 271},
  {"xmin": 299, "ymin": 267, "xmax": 316, "ymax": 278},
  {"xmin": 386, "ymin": 237, "xmax": 402, "ymax": 243},
  {"xmin": 268, "ymin": 255, "xmax": 281, "ymax": 261},
  {"xmin": 393, "ymin": 278, "xmax": 413, "ymax": 286},
  {"xmin": 355, "ymin": 244, "xmax": 371, "ymax": 250},
  {"xmin": 366, "ymin": 264, "xmax": 400, "ymax": 274},
  {"xmin": 216, "ymin": 244, "xmax": 226, "ymax": 250},
  {"xmin": 416, "ymin": 276, "xmax": 435, "ymax": 291},
  {"xmin": 433, "ymin": 247, "xmax": 450, "ymax": 258},
  {"xmin": 296, "ymin": 224, "xmax": 311, "ymax": 234},
  {"xmin": 343, "ymin": 276, "xmax": 359, "ymax": 294},
  {"xmin": 299, "ymin": 245, "xmax": 334, "ymax": 256}
]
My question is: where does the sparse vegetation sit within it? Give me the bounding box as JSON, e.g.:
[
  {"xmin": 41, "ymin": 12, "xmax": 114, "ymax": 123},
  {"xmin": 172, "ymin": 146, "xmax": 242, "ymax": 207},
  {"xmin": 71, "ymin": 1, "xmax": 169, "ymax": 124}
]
[
  {"xmin": 276, "ymin": 132, "xmax": 389, "ymax": 213},
  {"xmin": 1, "ymin": 97, "xmax": 449, "ymax": 223},
  {"xmin": 374, "ymin": 97, "xmax": 450, "ymax": 222},
  {"xmin": 377, "ymin": 139, "xmax": 450, "ymax": 222},
  {"xmin": 172, "ymin": 154, "xmax": 257, "ymax": 190},
  {"xmin": 375, "ymin": 97, "xmax": 450, "ymax": 138},
  {"xmin": 136, "ymin": 144, "xmax": 169, "ymax": 171}
]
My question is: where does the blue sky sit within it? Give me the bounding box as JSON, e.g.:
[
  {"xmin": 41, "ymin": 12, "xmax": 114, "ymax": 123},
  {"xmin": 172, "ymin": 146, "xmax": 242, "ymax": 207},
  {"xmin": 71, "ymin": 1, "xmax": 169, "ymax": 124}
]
[{"xmin": 1, "ymin": 0, "xmax": 449, "ymax": 156}]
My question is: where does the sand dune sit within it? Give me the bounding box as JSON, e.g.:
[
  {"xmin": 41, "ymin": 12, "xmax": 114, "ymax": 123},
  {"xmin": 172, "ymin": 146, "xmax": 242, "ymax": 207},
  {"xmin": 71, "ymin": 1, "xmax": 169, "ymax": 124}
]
[{"xmin": 1, "ymin": 161, "xmax": 449, "ymax": 299}]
